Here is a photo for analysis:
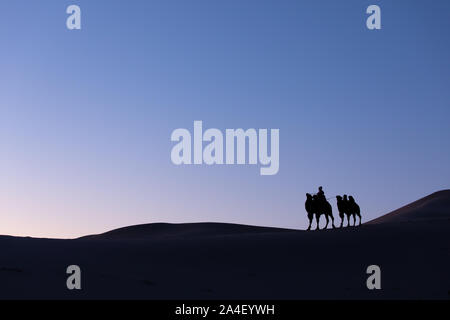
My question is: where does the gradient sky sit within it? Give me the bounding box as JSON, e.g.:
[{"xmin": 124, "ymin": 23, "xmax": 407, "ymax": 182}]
[{"xmin": 1, "ymin": 0, "xmax": 449, "ymax": 238}]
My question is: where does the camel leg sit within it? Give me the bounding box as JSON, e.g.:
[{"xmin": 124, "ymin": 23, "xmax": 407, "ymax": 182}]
[
  {"xmin": 358, "ymin": 213, "xmax": 362, "ymax": 226},
  {"xmin": 353, "ymin": 214, "xmax": 356, "ymax": 226},
  {"xmin": 347, "ymin": 215, "xmax": 350, "ymax": 227},
  {"xmin": 331, "ymin": 215, "xmax": 336, "ymax": 228},
  {"xmin": 315, "ymin": 215, "xmax": 320, "ymax": 230},
  {"xmin": 340, "ymin": 214, "xmax": 344, "ymax": 228},
  {"xmin": 325, "ymin": 215, "xmax": 329, "ymax": 229},
  {"xmin": 307, "ymin": 216, "xmax": 312, "ymax": 231}
]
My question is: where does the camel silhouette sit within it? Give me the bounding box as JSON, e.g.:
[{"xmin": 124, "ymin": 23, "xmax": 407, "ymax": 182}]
[
  {"xmin": 336, "ymin": 195, "xmax": 350, "ymax": 227},
  {"xmin": 335, "ymin": 194, "xmax": 362, "ymax": 227},
  {"xmin": 348, "ymin": 195, "xmax": 362, "ymax": 226},
  {"xmin": 305, "ymin": 193, "xmax": 336, "ymax": 230},
  {"xmin": 336, "ymin": 194, "xmax": 355, "ymax": 227}
]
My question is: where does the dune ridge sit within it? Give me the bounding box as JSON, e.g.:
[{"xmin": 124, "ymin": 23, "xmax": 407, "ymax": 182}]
[
  {"xmin": 78, "ymin": 222, "xmax": 293, "ymax": 240},
  {"xmin": 367, "ymin": 189, "xmax": 450, "ymax": 224}
]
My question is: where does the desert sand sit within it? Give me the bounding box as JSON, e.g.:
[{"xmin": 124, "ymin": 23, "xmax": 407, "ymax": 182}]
[{"xmin": 0, "ymin": 190, "xmax": 449, "ymax": 299}]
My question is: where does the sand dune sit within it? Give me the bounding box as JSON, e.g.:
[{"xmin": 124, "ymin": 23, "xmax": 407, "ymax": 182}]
[
  {"xmin": 0, "ymin": 190, "xmax": 449, "ymax": 299},
  {"xmin": 79, "ymin": 222, "xmax": 292, "ymax": 240},
  {"xmin": 367, "ymin": 190, "xmax": 450, "ymax": 224}
]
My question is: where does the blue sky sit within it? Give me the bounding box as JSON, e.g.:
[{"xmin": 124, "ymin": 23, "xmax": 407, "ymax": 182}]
[{"xmin": 1, "ymin": 0, "xmax": 449, "ymax": 237}]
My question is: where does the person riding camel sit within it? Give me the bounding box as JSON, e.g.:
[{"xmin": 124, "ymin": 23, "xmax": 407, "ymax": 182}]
[{"xmin": 317, "ymin": 186, "xmax": 326, "ymax": 201}]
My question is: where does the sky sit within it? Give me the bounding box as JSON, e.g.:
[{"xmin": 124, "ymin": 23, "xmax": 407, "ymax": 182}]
[{"xmin": 1, "ymin": 0, "xmax": 449, "ymax": 238}]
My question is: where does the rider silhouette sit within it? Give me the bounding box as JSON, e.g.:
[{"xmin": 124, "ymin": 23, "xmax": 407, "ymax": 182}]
[{"xmin": 317, "ymin": 186, "xmax": 326, "ymax": 201}]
